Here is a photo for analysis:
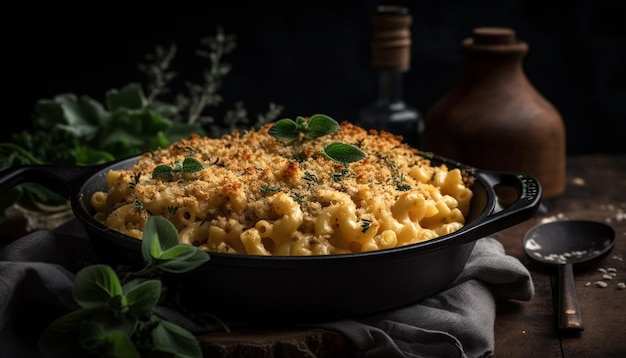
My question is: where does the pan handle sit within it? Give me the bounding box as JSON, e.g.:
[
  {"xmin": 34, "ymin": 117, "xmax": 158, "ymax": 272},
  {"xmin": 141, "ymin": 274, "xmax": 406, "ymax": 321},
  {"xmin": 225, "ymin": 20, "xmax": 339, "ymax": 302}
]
[
  {"xmin": 0, "ymin": 164, "xmax": 105, "ymax": 198},
  {"xmin": 461, "ymin": 170, "xmax": 543, "ymax": 241}
]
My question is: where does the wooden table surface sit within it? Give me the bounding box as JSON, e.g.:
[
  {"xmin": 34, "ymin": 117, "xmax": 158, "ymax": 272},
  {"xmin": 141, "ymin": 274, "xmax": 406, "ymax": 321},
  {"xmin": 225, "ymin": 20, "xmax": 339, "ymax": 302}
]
[
  {"xmin": 492, "ymin": 153, "xmax": 626, "ymax": 357},
  {"xmin": 197, "ymin": 153, "xmax": 626, "ymax": 357}
]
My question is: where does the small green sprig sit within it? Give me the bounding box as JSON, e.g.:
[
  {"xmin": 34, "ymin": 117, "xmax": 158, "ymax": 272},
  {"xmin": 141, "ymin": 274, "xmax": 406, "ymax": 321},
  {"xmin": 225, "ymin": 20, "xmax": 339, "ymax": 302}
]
[
  {"xmin": 268, "ymin": 114, "xmax": 366, "ymax": 166},
  {"xmin": 260, "ymin": 185, "xmax": 281, "ymax": 195},
  {"xmin": 38, "ymin": 216, "xmax": 212, "ymax": 358},
  {"xmin": 268, "ymin": 114, "xmax": 340, "ymax": 141},
  {"xmin": 152, "ymin": 157, "xmax": 204, "ymax": 181}
]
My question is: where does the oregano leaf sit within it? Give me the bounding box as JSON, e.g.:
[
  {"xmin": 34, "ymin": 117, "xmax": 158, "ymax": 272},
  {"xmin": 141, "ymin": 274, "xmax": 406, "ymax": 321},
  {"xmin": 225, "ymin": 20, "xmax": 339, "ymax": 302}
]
[
  {"xmin": 142, "ymin": 216, "xmax": 180, "ymax": 264},
  {"xmin": 295, "ymin": 116, "xmax": 307, "ymax": 129},
  {"xmin": 268, "ymin": 118, "xmax": 299, "ymax": 141},
  {"xmin": 158, "ymin": 244, "xmax": 197, "ymax": 261},
  {"xmin": 152, "ymin": 164, "xmax": 174, "ymax": 181},
  {"xmin": 125, "ymin": 279, "xmax": 162, "ymax": 316},
  {"xmin": 305, "ymin": 114, "xmax": 340, "ymax": 138},
  {"xmin": 159, "ymin": 250, "xmax": 210, "ymax": 274},
  {"xmin": 182, "ymin": 157, "xmax": 204, "ymax": 173},
  {"xmin": 78, "ymin": 321, "xmax": 105, "ymax": 351},
  {"xmin": 74, "ymin": 265, "xmax": 123, "ymax": 309},
  {"xmin": 100, "ymin": 330, "xmax": 140, "ymax": 358},
  {"xmin": 321, "ymin": 142, "xmax": 367, "ymax": 164},
  {"xmin": 39, "ymin": 307, "xmax": 106, "ymax": 357},
  {"xmin": 151, "ymin": 320, "xmax": 202, "ymax": 358}
]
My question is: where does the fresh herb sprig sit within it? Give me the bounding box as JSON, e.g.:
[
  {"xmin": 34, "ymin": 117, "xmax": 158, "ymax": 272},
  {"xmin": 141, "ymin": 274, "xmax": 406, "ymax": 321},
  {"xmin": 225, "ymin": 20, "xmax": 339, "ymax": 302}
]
[
  {"xmin": 268, "ymin": 114, "xmax": 366, "ymax": 166},
  {"xmin": 38, "ymin": 216, "xmax": 213, "ymax": 358},
  {"xmin": 268, "ymin": 114, "xmax": 339, "ymax": 141},
  {"xmin": 152, "ymin": 157, "xmax": 204, "ymax": 181}
]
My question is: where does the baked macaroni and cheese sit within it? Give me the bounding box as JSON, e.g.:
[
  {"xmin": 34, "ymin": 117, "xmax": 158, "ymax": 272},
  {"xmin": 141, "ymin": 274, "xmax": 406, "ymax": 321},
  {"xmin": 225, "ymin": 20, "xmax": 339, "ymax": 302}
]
[{"xmin": 91, "ymin": 115, "xmax": 474, "ymax": 256}]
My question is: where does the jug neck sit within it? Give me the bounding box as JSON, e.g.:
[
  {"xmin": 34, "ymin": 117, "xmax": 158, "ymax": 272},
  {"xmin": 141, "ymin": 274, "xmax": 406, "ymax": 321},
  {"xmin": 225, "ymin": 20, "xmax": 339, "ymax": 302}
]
[{"xmin": 460, "ymin": 27, "xmax": 528, "ymax": 81}]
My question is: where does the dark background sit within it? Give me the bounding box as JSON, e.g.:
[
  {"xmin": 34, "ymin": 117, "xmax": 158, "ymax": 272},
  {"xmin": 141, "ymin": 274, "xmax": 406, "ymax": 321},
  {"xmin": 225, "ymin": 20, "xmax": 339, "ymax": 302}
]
[{"xmin": 2, "ymin": 0, "xmax": 625, "ymax": 154}]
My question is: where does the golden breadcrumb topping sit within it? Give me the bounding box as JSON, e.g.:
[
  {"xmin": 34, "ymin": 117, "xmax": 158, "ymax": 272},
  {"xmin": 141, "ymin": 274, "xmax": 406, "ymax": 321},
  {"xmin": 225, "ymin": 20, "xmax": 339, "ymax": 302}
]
[{"xmin": 93, "ymin": 120, "xmax": 474, "ymax": 256}]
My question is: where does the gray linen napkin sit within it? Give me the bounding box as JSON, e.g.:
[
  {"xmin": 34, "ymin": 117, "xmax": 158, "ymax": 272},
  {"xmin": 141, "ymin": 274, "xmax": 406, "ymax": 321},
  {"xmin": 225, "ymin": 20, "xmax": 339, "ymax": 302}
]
[
  {"xmin": 0, "ymin": 219, "xmax": 533, "ymax": 358},
  {"xmin": 316, "ymin": 237, "xmax": 535, "ymax": 358}
]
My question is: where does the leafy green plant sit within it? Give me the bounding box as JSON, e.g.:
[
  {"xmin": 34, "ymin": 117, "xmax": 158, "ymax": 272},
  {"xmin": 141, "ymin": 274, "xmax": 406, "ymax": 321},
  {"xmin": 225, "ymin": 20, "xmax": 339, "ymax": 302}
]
[
  {"xmin": 268, "ymin": 114, "xmax": 366, "ymax": 166},
  {"xmin": 38, "ymin": 216, "xmax": 211, "ymax": 358},
  {"xmin": 0, "ymin": 26, "xmax": 283, "ymax": 223}
]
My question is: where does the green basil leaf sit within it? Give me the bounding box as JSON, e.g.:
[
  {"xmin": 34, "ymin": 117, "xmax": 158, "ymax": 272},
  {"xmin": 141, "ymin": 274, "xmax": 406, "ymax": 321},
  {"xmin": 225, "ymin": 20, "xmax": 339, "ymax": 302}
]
[
  {"xmin": 79, "ymin": 321, "xmax": 105, "ymax": 351},
  {"xmin": 321, "ymin": 142, "xmax": 367, "ymax": 164},
  {"xmin": 106, "ymin": 294, "xmax": 129, "ymax": 312},
  {"xmin": 295, "ymin": 116, "xmax": 307, "ymax": 129},
  {"xmin": 142, "ymin": 216, "xmax": 180, "ymax": 263},
  {"xmin": 104, "ymin": 83, "xmax": 146, "ymax": 111},
  {"xmin": 74, "ymin": 265, "xmax": 123, "ymax": 308},
  {"xmin": 182, "ymin": 157, "xmax": 204, "ymax": 173},
  {"xmin": 158, "ymin": 245, "xmax": 197, "ymax": 261},
  {"xmin": 152, "ymin": 216, "xmax": 180, "ymax": 250},
  {"xmin": 88, "ymin": 309, "xmax": 137, "ymax": 336},
  {"xmin": 158, "ymin": 250, "xmax": 210, "ymax": 274},
  {"xmin": 150, "ymin": 227, "xmax": 163, "ymax": 260},
  {"xmin": 98, "ymin": 109, "xmax": 172, "ymax": 158},
  {"xmin": 152, "ymin": 164, "xmax": 174, "ymax": 181},
  {"xmin": 33, "ymin": 94, "xmax": 106, "ymax": 140},
  {"xmin": 142, "ymin": 217, "xmax": 159, "ymax": 264},
  {"xmin": 121, "ymin": 277, "xmax": 149, "ymax": 293},
  {"xmin": 125, "ymin": 279, "xmax": 162, "ymax": 316},
  {"xmin": 150, "ymin": 320, "xmax": 203, "ymax": 358},
  {"xmin": 305, "ymin": 114, "xmax": 340, "ymax": 138},
  {"xmin": 101, "ymin": 330, "xmax": 139, "ymax": 358},
  {"xmin": 38, "ymin": 307, "xmax": 105, "ymax": 357},
  {"xmin": 268, "ymin": 118, "xmax": 299, "ymax": 141},
  {"xmin": 72, "ymin": 144, "xmax": 116, "ymax": 165}
]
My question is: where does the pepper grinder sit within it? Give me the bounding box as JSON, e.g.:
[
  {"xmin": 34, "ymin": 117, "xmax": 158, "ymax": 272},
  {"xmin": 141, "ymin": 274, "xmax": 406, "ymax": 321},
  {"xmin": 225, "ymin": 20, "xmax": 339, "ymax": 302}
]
[{"xmin": 422, "ymin": 27, "xmax": 566, "ymax": 202}]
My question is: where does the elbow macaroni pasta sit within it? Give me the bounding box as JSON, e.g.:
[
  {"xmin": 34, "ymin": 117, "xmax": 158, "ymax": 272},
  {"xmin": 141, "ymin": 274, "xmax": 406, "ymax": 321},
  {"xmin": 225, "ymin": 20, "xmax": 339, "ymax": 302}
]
[{"xmin": 91, "ymin": 121, "xmax": 474, "ymax": 256}]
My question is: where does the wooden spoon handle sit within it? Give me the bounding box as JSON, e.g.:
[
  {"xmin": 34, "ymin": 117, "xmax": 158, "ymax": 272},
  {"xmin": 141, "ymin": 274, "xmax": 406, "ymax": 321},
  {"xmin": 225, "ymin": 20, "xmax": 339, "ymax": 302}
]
[{"xmin": 558, "ymin": 263, "xmax": 584, "ymax": 332}]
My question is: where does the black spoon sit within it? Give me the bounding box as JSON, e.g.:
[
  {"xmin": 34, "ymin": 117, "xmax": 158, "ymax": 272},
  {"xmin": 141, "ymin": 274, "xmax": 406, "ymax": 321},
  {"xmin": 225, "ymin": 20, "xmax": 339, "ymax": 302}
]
[{"xmin": 523, "ymin": 220, "xmax": 615, "ymax": 332}]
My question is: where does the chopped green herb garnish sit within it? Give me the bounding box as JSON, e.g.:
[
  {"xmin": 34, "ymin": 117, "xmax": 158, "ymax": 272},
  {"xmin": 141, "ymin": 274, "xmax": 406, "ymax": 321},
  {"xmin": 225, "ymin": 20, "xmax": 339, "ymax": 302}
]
[
  {"xmin": 260, "ymin": 185, "xmax": 281, "ymax": 194},
  {"xmin": 331, "ymin": 167, "xmax": 351, "ymax": 182},
  {"xmin": 302, "ymin": 171, "xmax": 318, "ymax": 183},
  {"xmin": 134, "ymin": 199, "xmax": 145, "ymax": 211},
  {"xmin": 396, "ymin": 183, "xmax": 412, "ymax": 191},
  {"xmin": 129, "ymin": 172, "xmax": 142, "ymax": 189},
  {"xmin": 166, "ymin": 206, "xmax": 179, "ymax": 217},
  {"xmin": 361, "ymin": 218, "xmax": 372, "ymax": 233}
]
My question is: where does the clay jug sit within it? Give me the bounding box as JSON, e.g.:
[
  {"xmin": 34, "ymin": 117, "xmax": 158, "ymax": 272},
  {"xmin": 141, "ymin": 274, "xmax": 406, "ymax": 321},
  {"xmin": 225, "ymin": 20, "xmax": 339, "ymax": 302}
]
[{"xmin": 422, "ymin": 27, "xmax": 566, "ymax": 202}]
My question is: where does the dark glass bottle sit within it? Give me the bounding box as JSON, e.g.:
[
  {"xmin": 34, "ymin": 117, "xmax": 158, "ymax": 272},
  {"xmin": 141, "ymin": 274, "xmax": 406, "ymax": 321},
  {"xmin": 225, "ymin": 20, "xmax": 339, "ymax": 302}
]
[{"xmin": 358, "ymin": 5, "xmax": 423, "ymax": 149}]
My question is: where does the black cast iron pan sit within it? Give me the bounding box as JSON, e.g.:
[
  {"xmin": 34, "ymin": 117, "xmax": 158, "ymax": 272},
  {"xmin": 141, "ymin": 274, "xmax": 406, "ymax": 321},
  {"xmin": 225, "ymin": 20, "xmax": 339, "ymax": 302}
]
[{"xmin": 0, "ymin": 153, "xmax": 542, "ymax": 322}]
